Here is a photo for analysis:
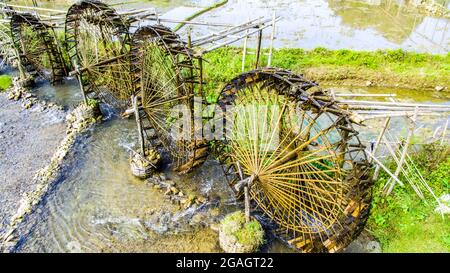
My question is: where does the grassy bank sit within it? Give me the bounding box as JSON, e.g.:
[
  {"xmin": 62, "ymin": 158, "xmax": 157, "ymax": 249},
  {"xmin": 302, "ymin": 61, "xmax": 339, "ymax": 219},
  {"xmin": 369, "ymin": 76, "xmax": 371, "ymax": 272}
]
[
  {"xmin": 0, "ymin": 75, "xmax": 12, "ymax": 91},
  {"xmin": 366, "ymin": 143, "xmax": 450, "ymax": 253},
  {"xmin": 203, "ymin": 47, "xmax": 450, "ymax": 91}
]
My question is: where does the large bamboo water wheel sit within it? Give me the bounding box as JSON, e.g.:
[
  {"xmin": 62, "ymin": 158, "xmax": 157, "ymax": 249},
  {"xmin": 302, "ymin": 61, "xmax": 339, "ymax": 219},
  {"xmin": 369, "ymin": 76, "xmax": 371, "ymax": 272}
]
[
  {"xmin": 130, "ymin": 25, "xmax": 208, "ymax": 174},
  {"xmin": 65, "ymin": 0, "xmax": 132, "ymax": 109},
  {"xmin": 10, "ymin": 12, "xmax": 67, "ymax": 84},
  {"xmin": 214, "ymin": 68, "xmax": 373, "ymax": 253}
]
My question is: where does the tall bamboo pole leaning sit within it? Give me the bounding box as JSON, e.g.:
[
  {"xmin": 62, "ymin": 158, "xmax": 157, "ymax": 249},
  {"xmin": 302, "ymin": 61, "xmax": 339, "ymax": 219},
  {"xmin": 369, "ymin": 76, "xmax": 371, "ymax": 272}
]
[
  {"xmin": 372, "ymin": 117, "xmax": 391, "ymax": 181},
  {"xmin": 384, "ymin": 107, "xmax": 418, "ymax": 196}
]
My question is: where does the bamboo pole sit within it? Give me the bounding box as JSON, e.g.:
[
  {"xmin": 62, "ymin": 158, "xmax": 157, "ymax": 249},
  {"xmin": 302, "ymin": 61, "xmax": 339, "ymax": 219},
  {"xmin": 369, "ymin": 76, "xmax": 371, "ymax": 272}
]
[
  {"xmin": 267, "ymin": 12, "xmax": 276, "ymax": 67},
  {"xmin": 192, "ymin": 17, "xmax": 277, "ymax": 48},
  {"xmin": 201, "ymin": 22, "xmax": 276, "ymax": 54},
  {"xmin": 244, "ymin": 186, "xmax": 250, "ymax": 223},
  {"xmin": 337, "ymin": 100, "xmax": 450, "ymax": 109},
  {"xmin": 384, "ymin": 107, "xmax": 418, "ymax": 196},
  {"xmin": 0, "ymin": 3, "xmax": 66, "ymax": 14},
  {"xmin": 68, "ymin": 54, "xmax": 127, "ymax": 76},
  {"xmin": 441, "ymin": 119, "xmax": 449, "ymax": 145},
  {"xmin": 191, "ymin": 17, "xmax": 264, "ymax": 45},
  {"xmin": 372, "ymin": 117, "xmax": 391, "ymax": 181},
  {"xmin": 366, "ymin": 151, "xmax": 405, "ymax": 188},
  {"xmin": 255, "ymin": 29, "xmax": 263, "ymax": 69},
  {"xmin": 241, "ymin": 27, "xmax": 249, "ymax": 72},
  {"xmin": 323, "ymin": 93, "xmax": 397, "ymax": 98}
]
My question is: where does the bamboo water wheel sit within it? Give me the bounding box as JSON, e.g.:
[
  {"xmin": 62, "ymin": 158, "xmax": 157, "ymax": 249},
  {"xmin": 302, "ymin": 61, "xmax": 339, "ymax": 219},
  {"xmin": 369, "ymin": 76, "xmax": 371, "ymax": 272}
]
[
  {"xmin": 130, "ymin": 25, "xmax": 209, "ymax": 174},
  {"xmin": 213, "ymin": 68, "xmax": 373, "ymax": 253},
  {"xmin": 65, "ymin": 0, "xmax": 132, "ymax": 109},
  {"xmin": 10, "ymin": 12, "xmax": 67, "ymax": 84}
]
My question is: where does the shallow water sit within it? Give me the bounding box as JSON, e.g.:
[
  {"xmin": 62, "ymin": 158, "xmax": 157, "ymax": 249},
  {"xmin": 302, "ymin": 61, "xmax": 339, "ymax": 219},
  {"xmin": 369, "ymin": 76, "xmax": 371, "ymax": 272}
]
[
  {"xmin": 16, "ymin": 116, "xmax": 229, "ymax": 253},
  {"xmin": 9, "ymin": 0, "xmax": 450, "ymax": 53}
]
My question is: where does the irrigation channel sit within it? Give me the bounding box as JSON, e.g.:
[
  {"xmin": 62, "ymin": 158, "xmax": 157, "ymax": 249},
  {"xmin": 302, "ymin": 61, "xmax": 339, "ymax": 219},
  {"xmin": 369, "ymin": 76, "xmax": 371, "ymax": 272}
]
[{"xmin": 0, "ymin": 0, "xmax": 449, "ymax": 253}]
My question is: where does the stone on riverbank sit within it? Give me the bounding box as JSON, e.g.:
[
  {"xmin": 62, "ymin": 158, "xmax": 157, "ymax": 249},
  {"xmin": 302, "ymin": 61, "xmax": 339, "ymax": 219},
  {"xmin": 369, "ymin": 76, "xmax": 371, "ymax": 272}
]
[{"xmin": 130, "ymin": 148, "xmax": 161, "ymax": 179}]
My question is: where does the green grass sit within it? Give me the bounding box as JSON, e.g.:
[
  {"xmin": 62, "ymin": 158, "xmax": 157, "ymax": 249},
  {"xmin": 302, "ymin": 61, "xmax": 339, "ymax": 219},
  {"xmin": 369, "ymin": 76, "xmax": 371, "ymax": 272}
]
[
  {"xmin": 0, "ymin": 75, "xmax": 12, "ymax": 91},
  {"xmin": 367, "ymin": 143, "xmax": 450, "ymax": 253},
  {"xmin": 203, "ymin": 47, "xmax": 450, "ymax": 91}
]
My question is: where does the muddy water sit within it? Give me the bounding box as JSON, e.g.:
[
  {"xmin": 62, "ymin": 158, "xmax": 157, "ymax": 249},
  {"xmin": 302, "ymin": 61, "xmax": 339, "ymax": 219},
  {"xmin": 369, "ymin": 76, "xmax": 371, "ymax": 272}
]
[{"xmin": 9, "ymin": 0, "xmax": 450, "ymax": 53}]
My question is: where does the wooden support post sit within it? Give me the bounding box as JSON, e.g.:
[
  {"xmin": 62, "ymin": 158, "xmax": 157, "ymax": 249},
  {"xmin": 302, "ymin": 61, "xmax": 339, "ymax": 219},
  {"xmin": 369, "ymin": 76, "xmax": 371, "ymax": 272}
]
[
  {"xmin": 385, "ymin": 107, "xmax": 418, "ymax": 196},
  {"xmin": 244, "ymin": 175, "xmax": 254, "ymax": 223},
  {"xmin": 255, "ymin": 29, "xmax": 263, "ymax": 69},
  {"xmin": 73, "ymin": 62, "xmax": 88, "ymax": 104},
  {"xmin": 133, "ymin": 96, "xmax": 145, "ymax": 156},
  {"xmin": 187, "ymin": 27, "xmax": 194, "ymax": 91}
]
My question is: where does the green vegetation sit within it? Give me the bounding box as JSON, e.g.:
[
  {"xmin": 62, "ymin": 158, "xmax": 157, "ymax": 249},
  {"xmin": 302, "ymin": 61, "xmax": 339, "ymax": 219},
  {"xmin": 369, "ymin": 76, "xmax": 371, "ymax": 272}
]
[
  {"xmin": 0, "ymin": 75, "xmax": 12, "ymax": 91},
  {"xmin": 173, "ymin": 0, "xmax": 229, "ymax": 32},
  {"xmin": 86, "ymin": 98, "xmax": 99, "ymax": 107},
  {"xmin": 203, "ymin": 47, "xmax": 450, "ymax": 91},
  {"xmin": 367, "ymin": 143, "xmax": 450, "ymax": 253},
  {"xmin": 221, "ymin": 211, "xmax": 265, "ymax": 247}
]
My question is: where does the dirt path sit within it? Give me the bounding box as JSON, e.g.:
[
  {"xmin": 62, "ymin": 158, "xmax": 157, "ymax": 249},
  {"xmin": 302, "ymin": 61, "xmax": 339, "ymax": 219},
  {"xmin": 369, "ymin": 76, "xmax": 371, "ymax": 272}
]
[{"xmin": 0, "ymin": 93, "xmax": 66, "ymax": 238}]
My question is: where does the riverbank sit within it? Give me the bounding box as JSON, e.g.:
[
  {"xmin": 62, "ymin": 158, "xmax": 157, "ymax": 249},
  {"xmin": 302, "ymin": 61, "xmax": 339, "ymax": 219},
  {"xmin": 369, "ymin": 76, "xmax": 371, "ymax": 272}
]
[
  {"xmin": 203, "ymin": 47, "xmax": 450, "ymax": 94},
  {"xmin": 0, "ymin": 81, "xmax": 66, "ymax": 242},
  {"xmin": 0, "ymin": 78, "xmax": 103, "ymax": 252},
  {"xmin": 367, "ymin": 143, "xmax": 450, "ymax": 252}
]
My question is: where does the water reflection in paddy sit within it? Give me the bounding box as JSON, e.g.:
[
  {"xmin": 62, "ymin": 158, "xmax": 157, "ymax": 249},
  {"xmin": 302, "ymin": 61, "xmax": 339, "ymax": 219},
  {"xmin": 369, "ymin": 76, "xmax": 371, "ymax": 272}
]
[{"xmin": 9, "ymin": 0, "xmax": 450, "ymax": 53}]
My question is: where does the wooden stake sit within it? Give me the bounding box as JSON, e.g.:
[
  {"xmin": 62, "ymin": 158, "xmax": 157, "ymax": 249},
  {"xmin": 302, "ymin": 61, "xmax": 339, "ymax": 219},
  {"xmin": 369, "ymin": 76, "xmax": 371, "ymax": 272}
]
[{"xmin": 255, "ymin": 29, "xmax": 263, "ymax": 69}]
